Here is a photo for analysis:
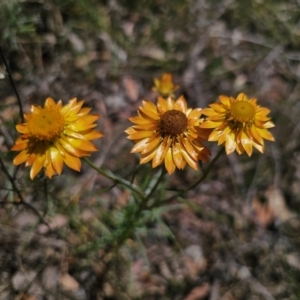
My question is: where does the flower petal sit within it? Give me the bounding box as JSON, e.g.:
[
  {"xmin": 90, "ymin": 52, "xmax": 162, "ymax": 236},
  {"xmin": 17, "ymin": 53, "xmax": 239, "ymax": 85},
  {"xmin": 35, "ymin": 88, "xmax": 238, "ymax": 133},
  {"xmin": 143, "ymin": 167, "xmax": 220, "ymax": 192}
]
[
  {"xmin": 13, "ymin": 150, "xmax": 29, "ymax": 165},
  {"xmin": 174, "ymin": 95, "xmax": 187, "ymax": 113},
  {"xmin": 63, "ymin": 152, "xmax": 81, "ymax": 171},
  {"xmin": 30, "ymin": 154, "xmax": 45, "ymax": 179},
  {"xmin": 50, "ymin": 146, "xmax": 64, "ymax": 174}
]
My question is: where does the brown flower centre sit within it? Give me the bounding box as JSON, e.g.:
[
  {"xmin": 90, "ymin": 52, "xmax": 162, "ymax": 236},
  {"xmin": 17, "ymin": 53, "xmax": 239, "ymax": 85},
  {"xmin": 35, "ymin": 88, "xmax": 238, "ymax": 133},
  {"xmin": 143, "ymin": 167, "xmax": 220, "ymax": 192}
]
[
  {"xmin": 159, "ymin": 110, "xmax": 188, "ymax": 136},
  {"xmin": 231, "ymin": 100, "xmax": 255, "ymax": 123}
]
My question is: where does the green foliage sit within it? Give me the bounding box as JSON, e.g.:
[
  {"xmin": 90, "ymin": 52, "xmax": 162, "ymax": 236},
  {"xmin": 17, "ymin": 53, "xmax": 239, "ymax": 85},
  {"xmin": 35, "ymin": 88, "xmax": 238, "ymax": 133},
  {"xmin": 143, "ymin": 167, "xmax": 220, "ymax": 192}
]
[{"xmin": 0, "ymin": 0, "xmax": 37, "ymax": 48}]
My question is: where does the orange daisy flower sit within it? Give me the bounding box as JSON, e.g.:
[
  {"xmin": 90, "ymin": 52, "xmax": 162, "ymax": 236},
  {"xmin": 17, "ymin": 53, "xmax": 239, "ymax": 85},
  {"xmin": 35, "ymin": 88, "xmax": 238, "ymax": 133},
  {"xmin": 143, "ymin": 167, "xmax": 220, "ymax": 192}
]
[
  {"xmin": 12, "ymin": 97, "xmax": 103, "ymax": 179},
  {"xmin": 152, "ymin": 73, "xmax": 179, "ymax": 97},
  {"xmin": 200, "ymin": 93, "xmax": 275, "ymax": 156},
  {"xmin": 125, "ymin": 96, "xmax": 211, "ymax": 174}
]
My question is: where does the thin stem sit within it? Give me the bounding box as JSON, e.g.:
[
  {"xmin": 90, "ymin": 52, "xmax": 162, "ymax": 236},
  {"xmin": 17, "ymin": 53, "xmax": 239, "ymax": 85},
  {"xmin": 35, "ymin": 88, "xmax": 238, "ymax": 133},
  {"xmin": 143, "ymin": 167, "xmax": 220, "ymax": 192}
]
[
  {"xmin": 0, "ymin": 158, "xmax": 50, "ymax": 228},
  {"xmin": 185, "ymin": 146, "xmax": 225, "ymax": 191},
  {"xmin": 145, "ymin": 168, "xmax": 166, "ymax": 201},
  {"xmin": 149, "ymin": 147, "xmax": 225, "ymax": 209},
  {"xmin": 0, "ymin": 45, "xmax": 24, "ymax": 122},
  {"xmin": 82, "ymin": 157, "xmax": 144, "ymax": 198},
  {"xmin": 0, "ymin": 158, "xmax": 24, "ymax": 202}
]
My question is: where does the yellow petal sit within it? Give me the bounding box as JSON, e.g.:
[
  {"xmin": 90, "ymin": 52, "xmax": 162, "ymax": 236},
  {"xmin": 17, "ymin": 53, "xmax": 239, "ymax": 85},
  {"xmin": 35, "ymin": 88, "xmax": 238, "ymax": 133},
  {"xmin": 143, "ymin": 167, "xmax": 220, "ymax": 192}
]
[
  {"xmin": 58, "ymin": 136, "xmax": 83, "ymax": 157},
  {"xmin": 13, "ymin": 150, "xmax": 29, "ymax": 165},
  {"xmin": 63, "ymin": 152, "xmax": 81, "ymax": 171},
  {"xmin": 45, "ymin": 162, "xmax": 56, "ymax": 179},
  {"xmin": 129, "ymin": 116, "xmax": 151, "ymax": 125},
  {"xmin": 256, "ymin": 107, "xmax": 270, "ymax": 116},
  {"xmin": 140, "ymin": 148, "xmax": 157, "ymax": 164},
  {"xmin": 225, "ymin": 132, "xmax": 236, "ymax": 155},
  {"xmin": 157, "ymin": 97, "xmax": 168, "ymax": 115},
  {"xmin": 208, "ymin": 114, "xmax": 225, "ymax": 121},
  {"xmin": 181, "ymin": 137, "xmax": 198, "ymax": 161},
  {"xmin": 236, "ymin": 140, "xmax": 245, "ymax": 155},
  {"xmin": 219, "ymin": 95, "xmax": 231, "ymax": 106},
  {"xmin": 252, "ymin": 140, "xmax": 264, "ymax": 153},
  {"xmin": 68, "ymin": 122, "xmax": 97, "ymax": 131},
  {"xmin": 50, "ymin": 146, "xmax": 64, "ymax": 174},
  {"xmin": 11, "ymin": 140, "xmax": 28, "ymax": 151},
  {"xmin": 201, "ymin": 108, "xmax": 217, "ymax": 117},
  {"xmin": 201, "ymin": 121, "xmax": 223, "ymax": 129},
  {"xmin": 127, "ymin": 130, "xmax": 155, "ymax": 140},
  {"xmin": 174, "ymin": 95, "xmax": 187, "ymax": 113},
  {"xmin": 77, "ymin": 107, "xmax": 92, "ymax": 117},
  {"xmin": 26, "ymin": 153, "xmax": 37, "ymax": 166},
  {"xmin": 139, "ymin": 106, "xmax": 160, "ymax": 120},
  {"xmin": 166, "ymin": 97, "xmax": 175, "ymax": 110},
  {"xmin": 209, "ymin": 103, "xmax": 226, "ymax": 113},
  {"xmin": 67, "ymin": 138, "xmax": 98, "ymax": 152},
  {"xmin": 180, "ymin": 147, "xmax": 198, "ymax": 170},
  {"xmin": 131, "ymin": 138, "xmax": 150, "ymax": 153},
  {"xmin": 125, "ymin": 127, "xmax": 137, "ymax": 135},
  {"xmin": 61, "ymin": 98, "xmax": 77, "ymax": 114},
  {"xmin": 31, "ymin": 105, "xmax": 42, "ymax": 114},
  {"xmin": 256, "ymin": 128, "xmax": 275, "ymax": 141},
  {"xmin": 54, "ymin": 140, "xmax": 67, "ymax": 157},
  {"xmin": 64, "ymin": 130, "xmax": 85, "ymax": 139},
  {"xmin": 236, "ymin": 93, "xmax": 248, "ymax": 101},
  {"xmin": 248, "ymin": 125, "xmax": 263, "ymax": 145},
  {"xmin": 187, "ymin": 108, "xmax": 202, "ymax": 121},
  {"xmin": 264, "ymin": 121, "xmax": 275, "ymax": 129},
  {"xmin": 255, "ymin": 113, "xmax": 271, "ymax": 122},
  {"xmin": 30, "ymin": 154, "xmax": 45, "ymax": 180},
  {"xmin": 16, "ymin": 124, "xmax": 29, "ymax": 134},
  {"xmin": 239, "ymin": 131, "xmax": 253, "ymax": 156},
  {"xmin": 133, "ymin": 123, "xmax": 158, "ymax": 130},
  {"xmin": 45, "ymin": 97, "xmax": 57, "ymax": 108},
  {"xmin": 152, "ymin": 136, "xmax": 171, "ymax": 168},
  {"xmin": 77, "ymin": 114, "xmax": 100, "ymax": 125},
  {"xmin": 143, "ymin": 100, "xmax": 158, "ymax": 114},
  {"xmin": 141, "ymin": 135, "xmax": 161, "ymax": 154},
  {"xmin": 218, "ymin": 131, "xmax": 228, "ymax": 145},
  {"xmin": 64, "ymin": 101, "xmax": 84, "ymax": 117},
  {"xmin": 165, "ymin": 148, "xmax": 176, "ymax": 174},
  {"xmin": 172, "ymin": 142, "xmax": 184, "ymax": 169}
]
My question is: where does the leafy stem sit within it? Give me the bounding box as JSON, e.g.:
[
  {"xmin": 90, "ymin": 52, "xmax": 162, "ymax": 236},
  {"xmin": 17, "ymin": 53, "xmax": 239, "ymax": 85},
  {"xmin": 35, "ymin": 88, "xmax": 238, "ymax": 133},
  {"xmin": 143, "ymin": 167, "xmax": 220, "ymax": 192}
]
[{"xmin": 82, "ymin": 157, "xmax": 144, "ymax": 198}]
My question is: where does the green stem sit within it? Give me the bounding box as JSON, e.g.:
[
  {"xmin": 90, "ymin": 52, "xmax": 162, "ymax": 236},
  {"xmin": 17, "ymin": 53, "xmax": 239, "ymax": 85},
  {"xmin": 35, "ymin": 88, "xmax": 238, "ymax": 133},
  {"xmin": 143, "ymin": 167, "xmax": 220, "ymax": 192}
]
[
  {"xmin": 83, "ymin": 157, "xmax": 144, "ymax": 198},
  {"xmin": 149, "ymin": 147, "xmax": 225, "ymax": 208},
  {"xmin": 185, "ymin": 146, "xmax": 225, "ymax": 191},
  {"xmin": 75, "ymin": 167, "xmax": 165, "ymax": 254},
  {"xmin": 79, "ymin": 148, "xmax": 224, "ymax": 254}
]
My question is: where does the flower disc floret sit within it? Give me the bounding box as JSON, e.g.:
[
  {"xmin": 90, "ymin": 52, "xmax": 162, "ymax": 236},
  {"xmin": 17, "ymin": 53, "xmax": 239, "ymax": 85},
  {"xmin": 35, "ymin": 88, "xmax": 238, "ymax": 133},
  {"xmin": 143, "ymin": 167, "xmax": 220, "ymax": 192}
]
[
  {"xmin": 231, "ymin": 100, "xmax": 255, "ymax": 123},
  {"xmin": 159, "ymin": 110, "xmax": 188, "ymax": 136},
  {"xmin": 27, "ymin": 106, "xmax": 65, "ymax": 141},
  {"xmin": 125, "ymin": 95, "xmax": 211, "ymax": 174},
  {"xmin": 12, "ymin": 97, "xmax": 103, "ymax": 179}
]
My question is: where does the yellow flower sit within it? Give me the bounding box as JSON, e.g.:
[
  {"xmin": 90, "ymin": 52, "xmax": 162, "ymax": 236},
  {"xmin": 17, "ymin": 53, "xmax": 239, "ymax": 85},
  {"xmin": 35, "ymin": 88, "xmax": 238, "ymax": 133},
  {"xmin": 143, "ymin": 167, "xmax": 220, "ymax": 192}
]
[
  {"xmin": 152, "ymin": 73, "xmax": 179, "ymax": 97},
  {"xmin": 200, "ymin": 93, "xmax": 275, "ymax": 156},
  {"xmin": 12, "ymin": 97, "xmax": 103, "ymax": 179},
  {"xmin": 125, "ymin": 96, "xmax": 211, "ymax": 174}
]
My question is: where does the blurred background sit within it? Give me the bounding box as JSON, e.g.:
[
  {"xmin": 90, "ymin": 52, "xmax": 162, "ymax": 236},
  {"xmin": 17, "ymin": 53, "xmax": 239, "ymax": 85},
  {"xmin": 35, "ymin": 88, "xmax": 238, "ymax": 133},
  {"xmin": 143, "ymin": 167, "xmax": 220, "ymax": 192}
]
[{"xmin": 1, "ymin": 0, "xmax": 300, "ymax": 299}]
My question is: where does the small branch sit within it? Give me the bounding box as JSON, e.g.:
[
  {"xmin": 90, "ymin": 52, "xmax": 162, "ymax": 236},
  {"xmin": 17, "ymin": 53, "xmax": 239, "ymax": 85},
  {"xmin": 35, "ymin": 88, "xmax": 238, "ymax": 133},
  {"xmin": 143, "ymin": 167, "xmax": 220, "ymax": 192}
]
[
  {"xmin": 0, "ymin": 45, "xmax": 24, "ymax": 122},
  {"xmin": 149, "ymin": 147, "xmax": 225, "ymax": 209},
  {"xmin": 83, "ymin": 157, "xmax": 144, "ymax": 198},
  {"xmin": 0, "ymin": 158, "xmax": 49, "ymax": 228},
  {"xmin": 0, "ymin": 158, "xmax": 24, "ymax": 202}
]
